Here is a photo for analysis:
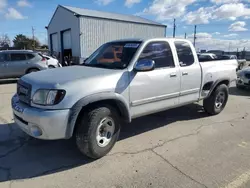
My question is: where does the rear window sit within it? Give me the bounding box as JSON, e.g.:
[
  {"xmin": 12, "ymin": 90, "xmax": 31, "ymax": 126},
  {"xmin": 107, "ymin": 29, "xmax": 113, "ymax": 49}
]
[{"xmin": 10, "ymin": 53, "xmax": 26, "ymax": 61}]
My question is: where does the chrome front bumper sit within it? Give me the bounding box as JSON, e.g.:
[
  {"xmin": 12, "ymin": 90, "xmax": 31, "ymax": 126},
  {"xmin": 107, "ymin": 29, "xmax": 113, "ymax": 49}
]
[{"xmin": 11, "ymin": 94, "xmax": 70, "ymax": 140}]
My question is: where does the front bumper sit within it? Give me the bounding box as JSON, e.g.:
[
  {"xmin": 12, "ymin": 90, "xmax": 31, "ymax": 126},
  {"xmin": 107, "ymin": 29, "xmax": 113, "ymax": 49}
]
[
  {"xmin": 11, "ymin": 94, "xmax": 70, "ymax": 140},
  {"xmin": 237, "ymin": 76, "xmax": 250, "ymax": 87}
]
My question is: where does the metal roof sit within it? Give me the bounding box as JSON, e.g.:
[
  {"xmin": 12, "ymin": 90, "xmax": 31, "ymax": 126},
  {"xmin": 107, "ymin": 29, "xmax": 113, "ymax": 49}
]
[{"xmin": 60, "ymin": 5, "xmax": 165, "ymax": 27}]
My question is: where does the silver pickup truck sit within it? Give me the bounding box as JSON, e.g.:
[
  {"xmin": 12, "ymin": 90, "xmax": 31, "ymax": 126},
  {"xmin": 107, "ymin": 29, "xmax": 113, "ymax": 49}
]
[{"xmin": 12, "ymin": 38, "xmax": 237, "ymax": 159}]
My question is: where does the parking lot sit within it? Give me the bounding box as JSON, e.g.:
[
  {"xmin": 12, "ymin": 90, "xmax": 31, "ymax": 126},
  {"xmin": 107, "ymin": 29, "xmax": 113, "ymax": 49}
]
[{"xmin": 0, "ymin": 80, "xmax": 249, "ymax": 188}]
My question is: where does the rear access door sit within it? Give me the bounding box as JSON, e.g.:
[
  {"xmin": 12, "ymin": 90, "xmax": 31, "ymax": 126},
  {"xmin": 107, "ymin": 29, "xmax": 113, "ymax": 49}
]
[
  {"xmin": 129, "ymin": 40, "xmax": 181, "ymax": 118},
  {"xmin": 174, "ymin": 41, "xmax": 202, "ymax": 104},
  {"xmin": 6, "ymin": 53, "xmax": 28, "ymax": 78},
  {"xmin": 0, "ymin": 53, "xmax": 8, "ymax": 78}
]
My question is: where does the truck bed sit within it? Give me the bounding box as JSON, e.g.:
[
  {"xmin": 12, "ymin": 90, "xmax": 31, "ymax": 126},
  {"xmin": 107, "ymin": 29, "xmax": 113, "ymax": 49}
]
[{"xmin": 200, "ymin": 59, "xmax": 238, "ymax": 99}]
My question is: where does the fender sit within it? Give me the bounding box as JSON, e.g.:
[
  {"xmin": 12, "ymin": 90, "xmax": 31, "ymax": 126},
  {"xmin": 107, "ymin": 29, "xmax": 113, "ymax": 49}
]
[
  {"xmin": 65, "ymin": 92, "xmax": 131, "ymax": 138},
  {"xmin": 206, "ymin": 78, "xmax": 230, "ymax": 98}
]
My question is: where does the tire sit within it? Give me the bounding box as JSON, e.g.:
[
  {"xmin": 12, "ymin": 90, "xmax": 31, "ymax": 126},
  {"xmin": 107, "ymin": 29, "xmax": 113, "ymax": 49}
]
[
  {"xmin": 48, "ymin": 65, "xmax": 55, "ymax": 69},
  {"xmin": 27, "ymin": 68, "xmax": 39, "ymax": 74},
  {"xmin": 203, "ymin": 84, "xmax": 229, "ymax": 115},
  {"xmin": 75, "ymin": 105, "xmax": 121, "ymax": 159}
]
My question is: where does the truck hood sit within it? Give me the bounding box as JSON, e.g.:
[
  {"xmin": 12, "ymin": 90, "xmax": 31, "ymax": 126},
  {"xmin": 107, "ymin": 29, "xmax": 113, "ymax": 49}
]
[{"xmin": 21, "ymin": 66, "xmax": 124, "ymax": 87}]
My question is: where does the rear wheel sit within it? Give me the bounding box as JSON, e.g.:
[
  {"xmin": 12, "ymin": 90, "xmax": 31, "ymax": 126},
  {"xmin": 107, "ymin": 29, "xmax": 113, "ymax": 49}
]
[
  {"xmin": 27, "ymin": 68, "xmax": 39, "ymax": 74},
  {"xmin": 203, "ymin": 84, "xmax": 229, "ymax": 115},
  {"xmin": 48, "ymin": 65, "xmax": 55, "ymax": 69},
  {"xmin": 75, "ymin": 105, "xmax": 121, "ymax": 159}
]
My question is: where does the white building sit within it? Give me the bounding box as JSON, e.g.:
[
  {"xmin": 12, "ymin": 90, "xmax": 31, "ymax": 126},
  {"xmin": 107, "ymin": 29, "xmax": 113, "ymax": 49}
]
[{"xmin": 47, "ymin": 5, "xmax": 167, "ymax": 64}]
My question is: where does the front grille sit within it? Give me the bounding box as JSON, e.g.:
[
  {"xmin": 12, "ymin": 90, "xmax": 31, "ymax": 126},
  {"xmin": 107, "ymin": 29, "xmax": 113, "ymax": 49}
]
[
  {"xmin": 245, "ymin": 73, "xmax": 250, "ymax": 79},
  {"xmin": 17, "ymin": 80, "xmax": 31, "ymax": 105}
]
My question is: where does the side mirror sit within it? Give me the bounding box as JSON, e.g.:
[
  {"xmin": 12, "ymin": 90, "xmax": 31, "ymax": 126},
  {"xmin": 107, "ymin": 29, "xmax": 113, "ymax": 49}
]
[{"xmin": 134, "ymin": 59, "xmax": 155, "ymax": 72}]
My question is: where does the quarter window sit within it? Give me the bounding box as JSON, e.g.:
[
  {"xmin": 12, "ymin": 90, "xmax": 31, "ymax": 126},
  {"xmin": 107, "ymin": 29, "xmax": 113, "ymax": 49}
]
[
  {"xmin": 10, "ymin": 53, "xmax": 26, "ymax": 61},
  {"xmin": 175, "ymin": 41, "xmax": 195, "ymax": 67},
  {"xmin": 139, "ymin": 42, "xmax": 175, "ymax": 68}
]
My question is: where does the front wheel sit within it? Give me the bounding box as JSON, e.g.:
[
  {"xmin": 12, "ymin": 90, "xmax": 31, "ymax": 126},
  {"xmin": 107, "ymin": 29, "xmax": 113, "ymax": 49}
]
[
  {"xmin": 75, "ymin": 105, "xmax": 121, "ymax": 159},
  {"xmin": 203, "ymin": 84, "xmax": 229, "ymax": 115}
]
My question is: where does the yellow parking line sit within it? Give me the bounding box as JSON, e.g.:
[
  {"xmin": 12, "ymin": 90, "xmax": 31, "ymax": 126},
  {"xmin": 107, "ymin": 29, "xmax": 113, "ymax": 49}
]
[{"xmin": 223, "ymin": 171, "xmax": 250, "ymax": 188}]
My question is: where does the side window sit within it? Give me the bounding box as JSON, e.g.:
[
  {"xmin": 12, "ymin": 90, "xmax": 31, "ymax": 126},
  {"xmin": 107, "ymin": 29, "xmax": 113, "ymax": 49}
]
[
  {"xmin": 0, "ymin": 54, "xmax": 5, "ymax": 62},
  {"xmin": 174, "ymin": 41, "xmax": 195, "ymax": 67},
  {"xmin": 10, "ymin": 53, "xmax": 26, "ymax": 61},
  {"xmin": 139, "ymin": 41, "xmax": 175, "ymax": 68},
  {"xmin": 26, "ymin": 53, "xmax": 35, "ymax": 60}
]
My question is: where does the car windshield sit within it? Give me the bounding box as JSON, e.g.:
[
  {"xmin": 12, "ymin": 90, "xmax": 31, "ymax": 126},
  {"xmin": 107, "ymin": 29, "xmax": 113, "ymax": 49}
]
[{"xmin": 84, "ymin": 41, "xmax": 141, "ymax": 69}]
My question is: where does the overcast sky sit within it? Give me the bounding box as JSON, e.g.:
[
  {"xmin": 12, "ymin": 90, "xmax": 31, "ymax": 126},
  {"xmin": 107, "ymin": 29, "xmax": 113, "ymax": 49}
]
[{"xmin": 1, "ymin": 0, "xmax": 250, "ymax": 51}]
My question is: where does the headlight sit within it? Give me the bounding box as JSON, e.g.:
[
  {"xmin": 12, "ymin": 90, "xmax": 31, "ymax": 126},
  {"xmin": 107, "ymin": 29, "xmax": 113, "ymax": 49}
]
[{"xmin": 32, "ymin": 89, "xmax": 66, "ymax": 105}]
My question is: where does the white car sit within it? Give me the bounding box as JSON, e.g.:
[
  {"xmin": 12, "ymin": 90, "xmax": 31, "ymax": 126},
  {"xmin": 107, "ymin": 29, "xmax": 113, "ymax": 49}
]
[{"xmin": 42, "ymin": 54, "xmax": 62, "ymax": 68}]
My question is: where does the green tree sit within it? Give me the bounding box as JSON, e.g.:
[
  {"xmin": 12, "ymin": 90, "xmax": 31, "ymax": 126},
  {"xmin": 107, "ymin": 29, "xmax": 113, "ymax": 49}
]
[
  {"xmin": 13, "ymin": 34, "xmax": 41, "ymax": 49},
  {"xmin": 0, "ymin": 34, "xmax": 11, "ymax": 47}
]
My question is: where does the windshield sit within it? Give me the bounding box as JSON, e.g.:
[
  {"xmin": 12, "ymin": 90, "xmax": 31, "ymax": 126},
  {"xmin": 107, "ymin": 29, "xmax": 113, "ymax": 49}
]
[{"xmin": 84, "ymin": 41, "xmax": 141, "ymax": 69}]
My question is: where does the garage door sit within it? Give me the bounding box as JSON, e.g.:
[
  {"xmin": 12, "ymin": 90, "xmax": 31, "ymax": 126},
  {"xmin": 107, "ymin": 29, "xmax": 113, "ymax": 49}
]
[
  {"xmin": 51, "ymin": 33, "xmax": 59, "ymax": 53},
  {"xmin": 62, "ymin": 30, "xmax": 72, "ymax": 50}
]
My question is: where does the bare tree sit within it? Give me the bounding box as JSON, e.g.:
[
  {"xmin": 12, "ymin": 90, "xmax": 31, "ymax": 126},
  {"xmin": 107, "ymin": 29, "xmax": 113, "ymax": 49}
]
[{"xmin": 0, "ymin": 34, "xmax": 11, "ymax": 47}]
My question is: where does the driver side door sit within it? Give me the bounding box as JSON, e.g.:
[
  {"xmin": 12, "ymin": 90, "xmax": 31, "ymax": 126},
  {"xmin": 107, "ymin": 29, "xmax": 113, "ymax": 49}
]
[{"xmin": 129, "ymin": 41, "xmax": 181, "ymax": 118}]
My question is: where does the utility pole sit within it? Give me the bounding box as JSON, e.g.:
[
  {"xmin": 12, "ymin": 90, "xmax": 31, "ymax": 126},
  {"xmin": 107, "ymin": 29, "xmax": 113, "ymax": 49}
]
[
  {"xmin": 185, "ymin": 32, "xmax": 187, "ymax": 39},
  {"xmin": 193, "ymin": 25, "xmax": 197, "ymax": 47},
  {"xmin": 173, "ymin": 19, "xmax": 176, "ymax": 38},
  {"xmin": 32, "ymin": 26, "xmax": 35, "ymax": 50}
]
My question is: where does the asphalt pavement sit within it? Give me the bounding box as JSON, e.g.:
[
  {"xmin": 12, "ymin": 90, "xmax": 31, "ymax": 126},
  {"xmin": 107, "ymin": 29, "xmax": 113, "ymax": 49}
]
[{"xmin": 0, "ymin": 80, "xmax": 250, "ymax": 188}]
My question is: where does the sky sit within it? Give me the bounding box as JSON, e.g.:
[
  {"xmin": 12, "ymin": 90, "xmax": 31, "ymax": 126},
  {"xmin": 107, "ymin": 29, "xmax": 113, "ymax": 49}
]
[{"xmin": 1, "ymin": 0, "xmax": 250, "ymax": 51}]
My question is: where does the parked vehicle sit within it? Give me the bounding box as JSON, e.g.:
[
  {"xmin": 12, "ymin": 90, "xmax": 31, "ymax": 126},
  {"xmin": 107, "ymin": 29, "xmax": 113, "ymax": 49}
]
[
  {"xmin": 221, "ymin": 55, "xmax": 246, "ymax": 70},
  {"xmin": 236, "ymin": 67, "xmax": 250, "ymax": 89},
  {"xmin": 199, "ymin": 54, "xmax": 246, "ymax": 70},
  {"xmin": 0, "ymin": 50, "xmax": 48, "ymax": 79},
  {"xmin": 41, "ymin": 54, "xmax": 62, "ymax": 68},
  {"xmin": 198, "ymin": 53, "xmax": 217, "ymax": 61},
  {"xmin": 12, "ymin": 38, "xmax": 237, "ymax": 159}
]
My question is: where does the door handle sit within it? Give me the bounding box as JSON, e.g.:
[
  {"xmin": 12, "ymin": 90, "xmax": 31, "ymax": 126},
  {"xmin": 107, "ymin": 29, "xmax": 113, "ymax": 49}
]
[
  {"xmin": 182, "ymin": 72, "xmax": 188, "ymax": 76},
  {"xmin": 170, "ymin": 73, "xmax": 177, "ymax": 77}
]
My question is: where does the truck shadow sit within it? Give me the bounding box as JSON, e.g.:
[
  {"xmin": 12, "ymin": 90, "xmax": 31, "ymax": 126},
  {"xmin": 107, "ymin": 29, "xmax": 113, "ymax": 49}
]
[
  {"xmin": 0, "ymin": 103, "xmax": 207, "ymax": 182},
  {"xmin": 0, "ymin": 79, "xmax": 18, "ymax": 85},
  {"xmin": 229, "ymin": 87, "xmax": 250, "ymax": 97}
]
